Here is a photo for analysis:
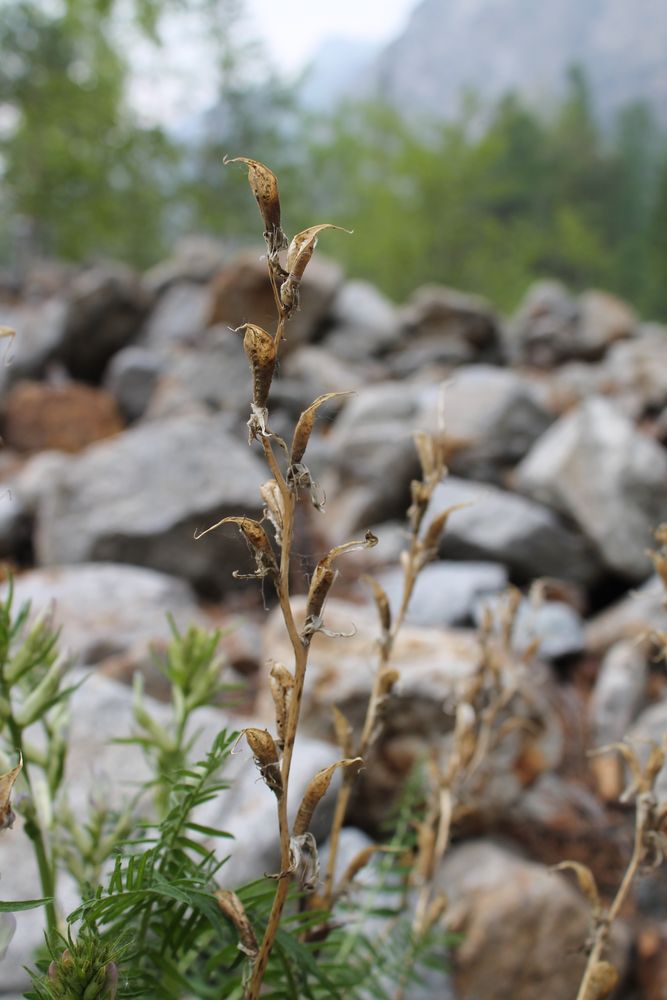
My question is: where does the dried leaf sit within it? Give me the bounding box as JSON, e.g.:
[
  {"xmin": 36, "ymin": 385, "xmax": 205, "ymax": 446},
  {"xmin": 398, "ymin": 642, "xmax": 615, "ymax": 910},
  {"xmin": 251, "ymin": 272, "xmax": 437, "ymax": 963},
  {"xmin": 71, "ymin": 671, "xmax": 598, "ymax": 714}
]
[
  {"xmin": 285, "ymin": 225, "xmax": 351, "ymax": 282},
  {"xmin": 215, "ymin": 889, "xmax": 259, "ymax": 959},
  {"xmin": 260, "ymin": 479, "xmax": 285, "ymax": 546},
  {"xmin": 332, "ymin": 705, "xmax": 354, "ymax": 758},
  {"xmin": 377, "ymin": 667, "xmax": 400, "ymax": 698},
  {"xmin": 336, "ymin": 845, "xmax": 396, "ymax": 895},
  {"xmin": 290, "ymin": 392, "xmax": 351, "ymax": 467},
  {"xmin": 289, "ymin": 831, "xmax": 320, "ymax": 893},
  {"xmin": 223, "ymin": 156, "xmax": 286, "ymax": 255},
  {"xmin": 293, "ymin": 758, "xmax": 363, "ymax": 836},
  {"xmin": 420, "ymin": 503, "xmax": 470, "ymax": 562},
  {"xmin": 243, "ymin": 728, "xmax": 282, "ymax": 798},
  {"xmin": 0, "ymin": 754, "xmax": 22, "ymax": 832},
  {"xmin": 645, "ymin": 743, "xmax": 665, "ymax": 790},
  {"xmin": 240, "ymin": 324, "xmax": 277, "ymax": 409},
  {"xmin": 554, "ymin": 861, "xmax": 600, "ymax": 915}
]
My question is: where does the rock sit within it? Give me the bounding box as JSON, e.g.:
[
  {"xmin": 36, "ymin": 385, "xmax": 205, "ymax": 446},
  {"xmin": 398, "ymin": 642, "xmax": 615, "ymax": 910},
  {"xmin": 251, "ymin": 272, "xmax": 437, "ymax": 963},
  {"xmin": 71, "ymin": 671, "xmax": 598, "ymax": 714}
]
[
  {"xmin": 604, "ymin": 324, "xmax": 667, "ymax": 414},
  {"xmin": 429, "ymin": 365, "xmax": 553, "ymax": 479},
  {"xmin": 59, "ymin": 263, "xmax": 150, "ymax": 381},
  {"xmin": 436, "ymin": 840, "xmax": 625, "ymax": 1000},
  {"xmin": 0, "ymin": 297, "xmax": 67, "ymax": 391},
  {"xmin": 0, "ymin": 490, "xmax": 32, "ymax": 562},
  {"xmin": 323, "ymin": 280, "xmax": 402, "ymax": 361},
  {"xmin": 261, "ymin": 596, "xmax": 563, "ymax": 825},
  {"xmin": 474, "ymin": 593, "xmax": 585, "ymax": 660},
  {"xmin": 282, "ymin": 345, "xmax": 373, "ymax": 396},
  {"xmin": 626, "ymin": 699, "xmax": 667, "ymax": 801},
  {"xmin": 430, "ymin": 476, "xmax": 599, "ymax": 586},
  {"xmin": 590, "ymin": 640, "xmax": 648, "ymax": 746},
  {"xmin": 0, "ymin": 564, "xmax": 206, "ymax": 666},
  {"xmin": 585, "ymin": 575, "xmax": 667, "ymax": 654},
  {"xmin": 143, "ymin": 235, "xmax": 229, "ymax": 296},
  {"xmin": 140, "ymin": 281, "xmax": 211, "ymax": 351},
  {"xmin": 377, "ymin": 561, "xmax": 508, "ymax": 627},
  {"xmin": 207, "ymin": 250, "xmax": 343, "ymax": 350},
  {"xmin": 143, "ymin": 327, "xmax": 251, "ymax": 422},
  {"xmin": 515, "ymin": 397, "xmax": 667, "ymax": 580},
  {"xmin": 0, "ymin": 380, "xmax": 123, "ymax": 453},
  {"xmin": 103, "ymin": 346, "xmax": 164, "ymax": 422},
  {"xmin": 399, "ymin": 284, "xmax": 500, "ymax": 363},
  {"xmin": 32, "ymin": 413, "xmax": 266, "ymax": 596},
  {"xmin": 578, "ymin": 289, "xmax": 637, "ymax": 356}
]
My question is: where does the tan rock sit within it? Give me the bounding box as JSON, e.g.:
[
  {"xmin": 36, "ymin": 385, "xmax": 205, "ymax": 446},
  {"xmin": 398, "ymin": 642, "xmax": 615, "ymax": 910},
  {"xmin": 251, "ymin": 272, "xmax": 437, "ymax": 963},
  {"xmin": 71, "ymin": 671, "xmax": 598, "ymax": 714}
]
[{"xmin": 1, "ymin": 380, "xmax": 123, "ymax": 453}]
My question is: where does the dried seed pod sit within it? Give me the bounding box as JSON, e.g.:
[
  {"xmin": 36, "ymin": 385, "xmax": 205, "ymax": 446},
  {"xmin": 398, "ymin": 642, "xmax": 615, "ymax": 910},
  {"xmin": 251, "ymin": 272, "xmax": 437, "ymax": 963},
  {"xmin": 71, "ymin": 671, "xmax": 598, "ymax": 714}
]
[
  {"xmin": 223, "ymin": 156, "xmax": 286, "ymax": 256},
  {"xmin": 362, "ymin": 575, "xmax": 392, "ymax": 637},
  {"xmin": 290, "ymin": 392, "xmax": 351, "ymax": 467},
  {"xmin": 453, "ymin": 701, "xmax": 477, "ymax": 771},
  {"xmin": 293, "ymin": 758, "xmax": 363, "ymax": 836},
  {"xmin": 0, "ymin": 753, "xmax": 22, "ymax": 832},
  {"xmin": 286, "ymin": 225, "xmax": 351, "ymax": 284},
  {"xmin": 645, "ymin": 743, "xmax": 665, "ymax": 790},
  {"xmin": 260, "ymin": 479, "xmax": 285, "ymax": 546},
  {"xmin": 420, "ymin": 503, "xmax": 470, "ymax": 562},
  {"xmin": 336, "ymin": 845, "xmax": 396, "ymax": 896},
  {"xmin": 289, "ymin": 831, "xmax": 320, "ymax": 893},
  {"xmin": 194, "ymin": 516, "xmax": 277, "ymax": 576},
  {"xmin": 240, "ymin": 324, "xmax": 277, "ymax": 409},
  {"xmin": 243, "ymin": 728, "xmax": 282, "ymax": 798},
  {"xmin": 215, "ymin": 889, "xmax": 259, "ymax": 959},
  {"xmin": 377, "ymin": 667, "xmax": 399, "ymax": 698},
  {"xmin": 581, "ymin": 961, "xmax": 619, "ymax": 1000},
  {"xmin": 554, "ymin": 861, "xmax": 601, "ymax": 917},
  {"xmin": 269, "ymin": 662, "xmax": 294, "ymax": 749},
  {"xmin": 332, "ymin": 705, "xmax": 353, "ymax": 758},
  {"xmin": 413, "ymin": 430, "xmax": 438, "ymax": 480},
  {"xmin": 305, "ymin": 557, "xmax": 337, "ymax": 625}
]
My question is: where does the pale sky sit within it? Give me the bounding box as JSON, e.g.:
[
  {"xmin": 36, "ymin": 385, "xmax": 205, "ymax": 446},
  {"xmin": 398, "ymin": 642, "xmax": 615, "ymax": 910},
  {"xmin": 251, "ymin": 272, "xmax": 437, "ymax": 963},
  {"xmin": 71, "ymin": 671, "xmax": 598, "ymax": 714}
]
[
  {"xmin": 129, "ymin": 0, "xmax": 417, "ymax": 125},
  {"xmin": 245, "ymin": 0, "xmax": 416, "ymax": 74}
]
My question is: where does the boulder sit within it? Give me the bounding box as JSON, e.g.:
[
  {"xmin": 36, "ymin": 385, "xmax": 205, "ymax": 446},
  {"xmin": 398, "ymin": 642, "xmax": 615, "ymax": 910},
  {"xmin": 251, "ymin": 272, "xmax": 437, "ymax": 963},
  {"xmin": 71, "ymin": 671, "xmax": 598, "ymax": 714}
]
[
  {"xmin": 207, "ymin": 250, "xmax": 343, "ymax": 349},
  {"xmin": 322, "ymin": 279, "xmax": 402, "ymax": 361},
  {"xmin": 103, "ymin": 346, "xmax": 164, "ymax": 422},
  {"xmin": 604, "ymin": 324, "xmax": 667, "ymax": 413},
  {"xmin": 430, "ymin": 476, "xmax": 599, "ymax": 585},
  {"xmin": 58, "ymin": 263, "xmax": 150, "ymax": 381},
  {"xmin": 377, "ymin": 561, "xmax": 508, "ymax": 628},
  {"xmin": 140, "ymin": 281, "xmax": 211, "ymax": 351},
  {"xmin": 437, "ymin": 840, "xmax": 626, "ymax": 1000},
  {"xmin": 143, "ymin": 235, "xmax": 229, "ymax": 296},
  {"xmin": 0, "ymin": 297, "xmax": 67, "ymax": 392},
  {"xmin": 585, "ymin": 575, "xmax": 667, "ymax": 654},
  {"xmin": 0, "ymin": 380, "xmax": 123, "ymax": 454},
  {"xmin": 516, "ymin": 397, "xmax": 667, "ymax": 580},
  {"xmin": 627, "ymin": 699, "xmax": 667, "ymax": 802},
  {"xmin": 590, "ymin": 640, "xmax": 648, "ymax": 746},
  {"xmin": 578, "ymin": 289, "xmax": 637, "ymax": 356},
  {"xmin": 32, "ymin": 413, "xmax": 266, "ymax": 596},
  {"xmin": 398, "ymin": 284, "xmax": 500, "ymax": 363}
]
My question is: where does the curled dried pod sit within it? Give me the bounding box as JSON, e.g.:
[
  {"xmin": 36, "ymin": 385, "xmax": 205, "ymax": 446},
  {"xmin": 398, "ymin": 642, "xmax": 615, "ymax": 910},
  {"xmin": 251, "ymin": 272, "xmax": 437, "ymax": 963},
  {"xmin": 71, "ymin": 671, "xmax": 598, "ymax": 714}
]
[
  {"xmin": 413, "ymin": 430, "xmax": 437, "ymax": 480},
  {"xmin": 293, "ymin": 757, "xmax": 363, "ymax": 836},
  {"xmin": 377, "ymin": 667, "xmax": 399, "ymax": 698},
  {"xmin": 240, "ymin": 324, "xmax": 277, "ymax": 410},
  {"xmin": 305, "ymin": 556, "xmax": 337, "ymax": 625},
  {"xmin": 223, "ymin": 156, "xmax": 286, "ymax": 256},
  {"xmin": 215, "ymin": 889, "xmax": 259, "ymax": 959},
  {"xmin": 644, "ymin": 742, "xmax": 665, "ymax": 791},
  {"xmin": 286, "ymin": 224, "xmax": 351, "ymax": 284},
  {"xmin": 289, "ymin": 831, "xmax": 320, "ymax": 893},
  {"xmin": 195, "ymin": 516, "xmax": 277, "ymax": 576},
  {"xmin": 335, "ymin": 845, "xmax": 395, "ymax": 896},
  {"xmin": 290, "ymin": 392, "xmax": 351, "ymax": 468},
  {"xmin": 269, "ymin": 662, "xmax": 294, "ymax": 749},
  {"xmin": 553, "ymin": 861, "xmax": 600, "ymax": 917},
  {"xmin": 260, "ymin": 479, "xmax": 285, "ymax": 546},
  {"xmin": 332, "ymin": 705, "xmax": 353, "ymax": 759},
  {"xmin": 243, "ymin": 727, "xmax": 282, "ymax": 798}
]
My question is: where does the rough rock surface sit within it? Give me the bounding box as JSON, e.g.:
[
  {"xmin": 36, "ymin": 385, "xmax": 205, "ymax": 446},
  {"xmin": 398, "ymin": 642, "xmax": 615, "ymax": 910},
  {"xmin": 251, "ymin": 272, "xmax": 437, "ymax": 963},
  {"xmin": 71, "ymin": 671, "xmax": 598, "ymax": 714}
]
[
  {"xmin": 32, "ymin": 413, "xmax": 266, "ymax": 595},
  {"xmin": 0, "ymin": 298, "xmax": 67, "ymax": 391},
  {"xmin": 103, "ymin": 345, "xmax": 164, "ymax": 422},
  {"xmin": 377, "ymin": 561, "xmax": 508, "ymax": 627},
  {"xmin": 140, "ymin": 281, "xmax": 211, "ymax": 351},
  {"xmin": 323, "ymin": 279, "xmax": 402, "ymax": 360},
  {"xmin": 585, "ymin": 575, "xmax": 667, "ymax": 654},
  {"xmin": 590, "ymin": 640, "xmax": 648, "ymax": 746},
  {"xmin": 516, "ymin": 397, "xmax": 667, "ymax": 579},
  {"xmin": 398, "ymin": 284, "xmax": 500, "ymax": 364}
]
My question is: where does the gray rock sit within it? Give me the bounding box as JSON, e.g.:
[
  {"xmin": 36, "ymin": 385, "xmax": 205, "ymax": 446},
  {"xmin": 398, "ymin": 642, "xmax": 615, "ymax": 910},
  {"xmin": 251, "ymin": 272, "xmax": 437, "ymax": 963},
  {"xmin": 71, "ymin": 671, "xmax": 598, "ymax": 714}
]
[
  {"xmin": 578, "ymin": 289, "xmax": 637, "ymax": 356},
  {"xmin": 590, "ymin": 640, "xmax": 648, "ymax": 745},
  {"xmin": 33, "ymin": 413, "xmax": 266, "ymax": 596},
  {"xmin": 430, "ymin": 476, "xmax": 599, "ymax": 585},
  {"xmin": 507, "ymin": 280, "xmax": 578, "ymax": 366},
  {"xmin": 430, "ymin": 365, "xmax": 553, "ymax": 479},
  {"xmin": 516, "ymin": 397, "xmax": 667, "ymax": 580},
  {"xmin": 0, "ymin": 298, "xmax": 67, "ymax": 392},
  {"xmin": 378, "ymin": 561, "xmax": 508, "ymax": 627},
  {"xmin": 585, "ymin": 574, "xmax": 667, "ymax": 654},
  {"xmin": 104, "ymin": 345, "xmax": 164, "ymax": 421},
  {"xmin": 323, "ymin": 279, "xmax": 402, "ymax": 360},
  {"xmin": 399, "ymin": 284, "xmax": 499, "ymax": 362},
  {"xmin": 140, "ymin": 281, "xmax": 211, "ymax": 351},
  {"xmin": 59, "ymin": 263, "xmax": 150, "ymax": 381},
  {"xmin": 474, "ymin": 593, "xmax": 585, "ymax": 660},
  {"xmin": 143, "ymin": 235, "xmax": 229, "ymax": 296},
  {"xmin": 604, "ymin": 324, "xmax": 667, "ymax": 413},
  {"xmin": 436, "ymin": 840, "xmax": 626, "ymax": 1000},
  {"xmin": 0, "ymin": 563, "xmax": 205, "ymax": 666},
  {"xmin": 627, "ymin": 699, "xmax": 667, "ymax": 802}
]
